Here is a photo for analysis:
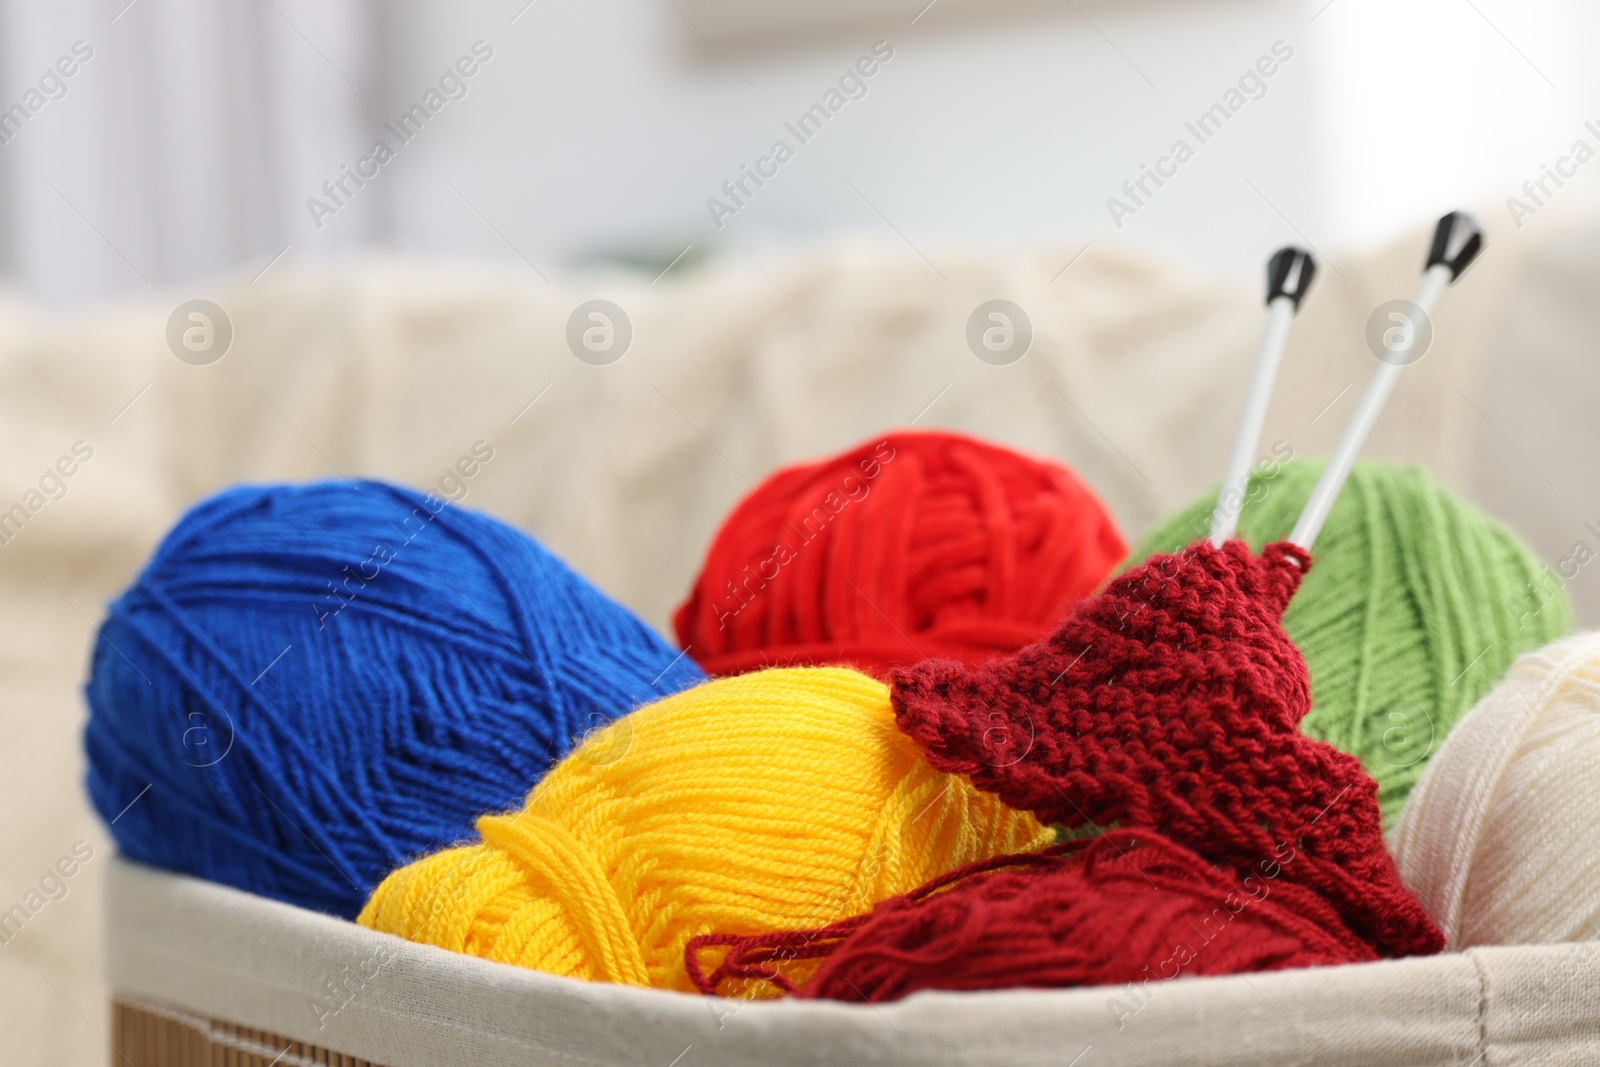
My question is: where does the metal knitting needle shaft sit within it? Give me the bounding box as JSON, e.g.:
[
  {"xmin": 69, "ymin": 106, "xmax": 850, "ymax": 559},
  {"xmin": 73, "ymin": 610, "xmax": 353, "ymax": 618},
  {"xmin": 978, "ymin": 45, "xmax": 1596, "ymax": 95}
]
[
  {"xmin": 1288, "ymin": 212, "xmax": 1484, "ymax": 552},
  {"xmin": 1210, "ymin": 248, "xmax": 1316, "ymax": 545}
]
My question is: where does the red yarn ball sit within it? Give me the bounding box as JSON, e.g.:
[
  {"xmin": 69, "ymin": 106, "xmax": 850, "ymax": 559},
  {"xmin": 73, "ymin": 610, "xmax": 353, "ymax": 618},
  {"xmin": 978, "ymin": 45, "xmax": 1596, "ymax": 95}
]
[
  {"xmin": 674, "ymin": 431, "xmax": 1127, "ymax": 678},
  {"xmin": 687, "ymin": 830, "xmax": 1375, "ymax": 1003},
  {"xmin": 890, "ymin": 540, "xmax": 1445, "ymax": 959}
]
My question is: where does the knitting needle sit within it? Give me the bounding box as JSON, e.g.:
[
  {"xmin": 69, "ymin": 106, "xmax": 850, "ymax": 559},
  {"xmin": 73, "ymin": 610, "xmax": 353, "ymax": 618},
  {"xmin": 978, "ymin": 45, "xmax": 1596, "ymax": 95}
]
[
  {"xmin": 1210, "ymin": 247, "xmax": 1317, "ymax": 545},
  {"xmin": 1288, "ymin": 211, "xmax": 1484, "ymax": 551}
]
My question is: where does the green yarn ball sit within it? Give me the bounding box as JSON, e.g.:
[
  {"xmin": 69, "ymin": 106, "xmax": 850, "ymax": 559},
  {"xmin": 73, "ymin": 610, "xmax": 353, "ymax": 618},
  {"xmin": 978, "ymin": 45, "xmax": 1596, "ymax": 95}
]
[{"xmin": 1128, "ymin": 458, "xmax": 1573, "ymax": 826}]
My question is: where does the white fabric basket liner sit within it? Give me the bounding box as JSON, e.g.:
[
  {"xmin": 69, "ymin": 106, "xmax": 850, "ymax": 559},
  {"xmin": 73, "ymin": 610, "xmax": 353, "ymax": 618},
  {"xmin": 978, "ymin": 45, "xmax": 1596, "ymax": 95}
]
[{"xmin": 106, "ymin": 855, "xmax": 1600, "ymax": 1067}]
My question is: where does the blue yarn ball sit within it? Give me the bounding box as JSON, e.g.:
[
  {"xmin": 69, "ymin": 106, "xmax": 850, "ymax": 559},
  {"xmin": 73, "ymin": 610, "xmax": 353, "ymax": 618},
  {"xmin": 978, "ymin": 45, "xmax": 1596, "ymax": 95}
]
[{"xmin": 84, "ymin": 480, "xmax": 703, "ymax": 917}]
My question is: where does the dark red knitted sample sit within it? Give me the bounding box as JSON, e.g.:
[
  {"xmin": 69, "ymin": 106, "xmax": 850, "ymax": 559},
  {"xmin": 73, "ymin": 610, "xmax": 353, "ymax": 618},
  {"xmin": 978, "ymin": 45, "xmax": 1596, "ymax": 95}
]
[
  {"xmin": 890, "ymin": 540, "xmax": 1444, "ymax": 959},
  {"xmin": 687, "ymin": 830, "xmax": 1375, "ymax": 1002}
]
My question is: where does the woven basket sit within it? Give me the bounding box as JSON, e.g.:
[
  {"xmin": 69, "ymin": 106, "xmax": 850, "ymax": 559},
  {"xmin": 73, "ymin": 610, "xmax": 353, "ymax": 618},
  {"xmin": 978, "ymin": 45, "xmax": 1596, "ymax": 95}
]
[
  {"xmin": 112, "ymin": 999, "xmax": 384, "ymax": 1067},
  {"xmin": 106, "ymin": 856, "xmax": 1600, "ymax": 1067}
]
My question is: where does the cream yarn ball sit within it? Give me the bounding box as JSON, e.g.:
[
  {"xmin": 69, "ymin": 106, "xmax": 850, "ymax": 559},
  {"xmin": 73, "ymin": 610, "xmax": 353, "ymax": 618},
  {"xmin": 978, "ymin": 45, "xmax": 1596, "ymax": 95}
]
[{"xmin": 1392, "ymin": 631, "xmax": 1600, "ymax": 948}]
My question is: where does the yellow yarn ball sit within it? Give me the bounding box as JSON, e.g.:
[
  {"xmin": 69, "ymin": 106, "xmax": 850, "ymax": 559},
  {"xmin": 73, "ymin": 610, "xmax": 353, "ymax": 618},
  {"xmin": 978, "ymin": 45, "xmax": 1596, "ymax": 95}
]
[{"xmin": 357, "ymin": 667, "xmax": 1050, "ymax": 993}]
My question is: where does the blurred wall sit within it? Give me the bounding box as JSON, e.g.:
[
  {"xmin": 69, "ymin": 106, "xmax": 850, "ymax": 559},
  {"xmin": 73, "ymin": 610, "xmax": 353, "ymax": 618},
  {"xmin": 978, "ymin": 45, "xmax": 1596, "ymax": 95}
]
[
  {"xmin": 0, "ymin": 0, "xmax": 1594, "ymax": 305},
  {"xmin": 0, "ymin": 1, "xmax": 383, "ymax": 302},
  {"xmin": 381, "ymin": 0, "xmax": 1318, "ymax": 275}
]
